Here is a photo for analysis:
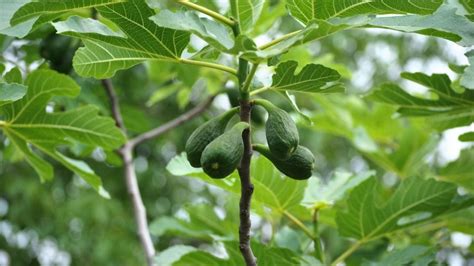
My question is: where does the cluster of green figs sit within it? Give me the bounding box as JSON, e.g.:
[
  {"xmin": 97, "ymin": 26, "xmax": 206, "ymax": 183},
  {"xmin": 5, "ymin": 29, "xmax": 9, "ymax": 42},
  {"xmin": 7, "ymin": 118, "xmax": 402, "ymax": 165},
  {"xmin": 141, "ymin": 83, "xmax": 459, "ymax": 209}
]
[{"xmin": 185, "ymin": 99, "xmax": 315, "ymax": 180}]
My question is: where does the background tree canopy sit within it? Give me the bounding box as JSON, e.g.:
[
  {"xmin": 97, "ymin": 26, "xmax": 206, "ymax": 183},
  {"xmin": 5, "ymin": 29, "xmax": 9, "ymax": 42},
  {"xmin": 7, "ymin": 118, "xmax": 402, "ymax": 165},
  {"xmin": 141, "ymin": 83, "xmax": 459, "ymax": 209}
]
[{"xmin": 0, "ymin": 0, "xmax": 473, "ymax": 265}]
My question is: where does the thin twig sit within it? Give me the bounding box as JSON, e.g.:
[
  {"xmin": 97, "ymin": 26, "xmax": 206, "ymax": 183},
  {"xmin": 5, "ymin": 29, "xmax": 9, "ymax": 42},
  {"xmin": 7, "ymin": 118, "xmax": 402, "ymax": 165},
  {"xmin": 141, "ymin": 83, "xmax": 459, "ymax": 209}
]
[
  {"xmin": 128, "ymin": 95, "xmax": 216, "ymax": 147},
  {"xmin": 102, "ymin": 79, "xmax": 126, "ymax": 132},
  {"xmin": 100, "ymin": 79, "xmax": 156, "ymax": 266},
  {"xmin": 121, "ymin": 143, "xmax": 156, "ymax": 266}
]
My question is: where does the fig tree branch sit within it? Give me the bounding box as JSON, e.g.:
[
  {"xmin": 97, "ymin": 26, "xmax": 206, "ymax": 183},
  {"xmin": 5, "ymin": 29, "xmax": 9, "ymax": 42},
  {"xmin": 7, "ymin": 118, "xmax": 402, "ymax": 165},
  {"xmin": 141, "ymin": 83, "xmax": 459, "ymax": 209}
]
[
  {"xmin": 102, "ymin": 79, "xmax": 126, "ymax": 132},
  {"xmin": 234, "ymin": 22, "xmax": 257, "ymax": 265},
  {"xmin": 128, "ymin": 95, "xmax": 217, "ymax": 147},
  {"xmin": 100, "ymin": 79, "xmax": 156, "ymax": 266}
]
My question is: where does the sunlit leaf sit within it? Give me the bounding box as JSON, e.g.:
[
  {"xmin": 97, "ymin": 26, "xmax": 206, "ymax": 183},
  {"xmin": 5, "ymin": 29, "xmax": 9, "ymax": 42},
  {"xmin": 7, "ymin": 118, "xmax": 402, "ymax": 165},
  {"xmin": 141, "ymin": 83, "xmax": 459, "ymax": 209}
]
[
  {"xmin": 0, "ymin": 69, "xmax": 125, "ymax": 195},
  {"xmin": 336, "ymin": 176, "xmax": 473, "ymax": 241},
  {"xmin": 3, "ymin": 67, "xmax": 22, "ymax": 84},
  {"xmin": 53, "ymin": 1, "xmax": 190, "ymax": 78},
  {"xmin": 312, "ymin": 96, "xmax": 438, "ymax": 177},
  {"xmin": 366, "ymin": 5, "xmax": 474, "ymax": 47},
  {"xmin": 461, "ymin": 50, "xmax": 474, "ymax": 89},
  {"xmin": 268, "ymin": 61, "xmax": 344, "ymax": 94},
  {"xmin": 438, "ymin": 148, "xmax": 474, "ymax": 192},
  {"xmin": 287, "ymin": 0, "xmax": 443, "ymax": 24},
  {"xmin": 151, "ymin": 10, "xmax": 234, "ymax": 51},
  {"xmin": 0, "ymin": 83, "xmax": 27, "ymax": 106},
  {"xmin": 150, "ymin": 203, "xmax": 237, "ymax": 241},
  {"xmin": 173, "ymin": 241, "xmax": 305, "ymax": 266},
  {"xmin": 154, "ymin": 245, "xmax": 197, "ymax": 266},
  {"xmin": 369, "ymin": 72, "xmax": 474, "ymax": 130},
  {"xmin": 303, "ymin": 171, "xmax": 374, "ymax": 208},
  {"xmin": 0, "ymin": 0, "xmax": 124, "ymax": 37},
  {"xmin": 362, "ymin": 245, "xmax": 434, "ymax": 266},
  {"xmin": 230, "ymin": 0, "xmax": 264, "ymax": 33},
  {"xmin": 0, "ymin": 0, "xmax": 30, "ymax": 35},
  {"xmin": 167, "ymin": 153, "xmax": 309, "ymax": 218}
]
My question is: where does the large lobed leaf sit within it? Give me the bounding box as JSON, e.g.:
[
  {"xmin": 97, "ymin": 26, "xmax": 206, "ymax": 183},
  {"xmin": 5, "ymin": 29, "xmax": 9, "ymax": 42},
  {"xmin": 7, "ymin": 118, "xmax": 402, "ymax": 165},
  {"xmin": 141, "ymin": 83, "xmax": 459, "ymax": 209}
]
[
  {"xmin": 268, "ymin": 60, "xmax": 344, "ymax": 93},
  {"xmin": 0, "ymin": 83, "xmax": 27, "ymax": 107},
  {"xmin": 150, "ymin": 203, "xmax": 238, "ymax": 241},
  {"xmin": 366, "ymin": 5, "xmax": 474, "ymax": 47},
  {"xmin": 53, "ymin": 0, "xmax": 190, "ymax": 78},
  {"xmin": 0, "ymin": 69, "xmax": 125, "ymax": 196},
  {"xmin": 0, "ymin": 0, "xmax": 124, "ymax": 37},
  {"xmin": 230, "ymin": 0, "xmax": 264, "ymax": 33},
  {"xmin": 0, "ymin": 0, "xmax": 29, "ymax": 34},
  {"xmin": 287, "ymin": 0, "xmax": 443, "ymax": 25},
  {"xmin": 151, "ymin": 10, "xmax": 234, "ymax": 51},
  {"xmin": 460, "ymin": 0, "xmax": 474, "ymax": 21},
  {"xmin": 156, "ymin": 241, "xmax": 306, "ymax": 266},
  {"xmin": 369, "ymin": 72, "xmax": 474, "ymax": 130},
  {"xmin": 438, "ymin": 148, "xmax": 474, "ymax": 192},
  {"xmin": 461, "ymin": 50, "xmax": 474, "ymax": 89},
  {"xmin": 336, "ymin": 176, "xmax": 473, "ymax": 241},
  {"xmin": 362, "ymin": 245, "xmax": 434, "ymax": 266},
  {"xmin": 311, "ymin": 95, "xmax": 439, "ymax": 178},
  {"xmin": 167, "ymin": 153, "xmax": 308, "ymax": 218}
]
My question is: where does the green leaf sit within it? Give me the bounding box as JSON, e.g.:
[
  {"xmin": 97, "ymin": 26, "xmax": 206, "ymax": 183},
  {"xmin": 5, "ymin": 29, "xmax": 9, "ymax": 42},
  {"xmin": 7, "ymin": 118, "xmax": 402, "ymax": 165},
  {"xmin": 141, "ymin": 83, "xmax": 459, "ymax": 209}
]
[
  {"xmin": 312, "ymin": 96, "xmax": 438, "ymax": 177},
  {"xmin": 150, "ymin": 203, "xmax": 237, "ymax": 241},
  {"xmin": 167, "ymin": 153, "xmax": 308, "ymax": 218},
  {"xmin": 438, "ymin": 148, "xmax": 474, "ymax": 192},
  {"xmin": 459, "ymin": 131, "xmax": 474, "ymax": 142},
  {"xmin": 269, "ymin": 61, "xmax": 343, "ymax": 93},
  {"xmin": 303, "ymin": 171, "xmax": 374, "ymax": 208},
  {"xmin": 154, "ymin": 245, "xmax": 197, "ymax": 266},
  {"xmin": 369, "ymin": 72, "xmax": 474, "ymax": 130},
  {"xmin": 4, "ymin": 67, "xmax": 23, "ymax": 84},
  {"xmin": 238, "ymin": 21, "xmax": 348, "ymax": 62},
  {"xmin": 366, "ymin": 5, "xmax": 474, "ymax": 47},
  {"xmin": 230, "ymin": 0, "xmax": 264, "ymax": 33},
  {"xmin": 150, "ymin": 10, "xmax": 234, "ymax": 51},
  {"xmin": 53, "ymin": 1, "xmax": 190, "ymax": 78},
  {"xmin": 0, "ymin": 83, "xmax": 27, "ymax": 106},
  {"xmin": 285, "ymin": 3, "xmax": 474, "ymax": 56},
  {"xmin": 173, "ymin": 241, "xmax": 305, "ymax": 266},
  {"xmin": 0, "ymin": 69, "xmax": 125, "ymax": 195},
  {"xmin": 362, "ymin": 245, "xmax": 434, "ymax": 266},
  {"xmin": 443, "ymin": 207, "xmax": 474, "ymax": 235},
  {"xmin": 0, "ymin": 0, "xmax": 124, "ymax": 37},
  {"xmin": 287, "ymin": 0, "xmax": 443, "ymax": 24},
  {"xmin": 4, "ymin": 130, "xmax": 53, "ymax": 181},
  {"xmin": 461, "ymin": 50, "xmax": 474, "ymax": 89},
  {"xmin": 0, "ymin": 0, "xmax": 30, "ymax": 34},
  {"xmin": 459, "ymin": 0, "xmax": 474, "ymax": 21},
  {"xmin": 336, "ymin": 176, "xmax": 473, "ymax": 241},
  {"xmin": 282, "ymin": 91, "xmax": 313, "ymax": 124}
]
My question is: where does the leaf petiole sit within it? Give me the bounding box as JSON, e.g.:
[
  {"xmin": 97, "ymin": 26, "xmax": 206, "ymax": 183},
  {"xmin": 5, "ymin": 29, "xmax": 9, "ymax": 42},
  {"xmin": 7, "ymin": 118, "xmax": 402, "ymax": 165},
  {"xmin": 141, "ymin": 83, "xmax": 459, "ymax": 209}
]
[
  {"xmin": 177, "ymin": 0, "xmax": 235, "ymax": 27},
  {"xmin": 258, "ymin": 30, "xmax": 302, "ymax": 50},
  {"xmin": 178, "ymin": 58, "xmax": 238, "ymax": 75},
  {"xmin": 241, "ymin": 63, "xmax": 259, "ymax": 93},
  {"xmin": 249, "ymin": 86, "xmax": 271, "ymax": 96}
]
